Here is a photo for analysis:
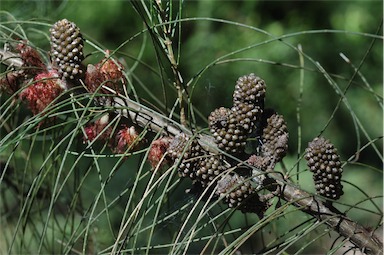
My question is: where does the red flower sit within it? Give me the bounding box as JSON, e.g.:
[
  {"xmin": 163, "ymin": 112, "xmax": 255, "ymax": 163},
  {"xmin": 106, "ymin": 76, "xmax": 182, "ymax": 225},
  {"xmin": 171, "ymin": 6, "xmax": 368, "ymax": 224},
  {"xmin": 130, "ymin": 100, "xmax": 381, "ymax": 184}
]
[
  {"xmin": 114, "ymin": 126, "xmax": 139, "ymax": 154},
  {"xmin": 20, "ymin": 70, "xmax": 64, "ymax": 115},
  {"xmin": 84, "ymin": 50, "xmax": 126, "ymax": 95},
  {"xmin": 148, "ymin": 137, "xmax": 171, "ymax": 170},
  {"xmin": 17, "ymin": 41, "xmax": 47, "ymax": 75},
  {"xmin": 99, "ymin": 50, "xmax": 125, "ymax": 82},
  {"xmin": 83, "ymin": 114, "xmax": 112, "ymax": 143},
  {"xmin": 1, "ymin": 41, "xmax": 48, "ymax": 95}
]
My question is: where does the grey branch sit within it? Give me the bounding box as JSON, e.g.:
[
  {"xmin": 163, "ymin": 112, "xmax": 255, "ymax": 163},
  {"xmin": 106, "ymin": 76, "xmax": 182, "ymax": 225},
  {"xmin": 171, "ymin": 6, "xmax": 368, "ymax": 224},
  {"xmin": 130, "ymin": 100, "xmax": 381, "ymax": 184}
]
[
  {"xmin": 0, "ymin": 50, "xmax": 23, "ymax": 68},
  {"xmin": 1, "ymin": 49, "xmax": 382, "ymax": 255}
]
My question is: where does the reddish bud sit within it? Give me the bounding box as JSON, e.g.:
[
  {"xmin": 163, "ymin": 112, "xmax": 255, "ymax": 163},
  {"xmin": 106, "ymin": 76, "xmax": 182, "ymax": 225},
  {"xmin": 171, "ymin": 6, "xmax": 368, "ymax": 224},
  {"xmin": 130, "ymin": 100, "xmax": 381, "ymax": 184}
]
[
  {"xmin": 99, "ymin": 50, "xmax": 125, "ymax": 81},
  {"xmin": 16, "ymin": 41, "xmax": 47, "ymax": 75},
  {"xmin": 148, "ymin": 137, "xmax": 171, "ymax": 170},
  {"xmin": 20, "ymin": 70, "xmax": 64, "ymax": 115},
  {"xmin": 84, "ymin": 50, "xmax": 126, "ymax": 95},
  {"xmin": 114, "ymin": 126, "xmax": 139, "ymax": 154},
  {"xmin": 0, "ymin": 71, "xmax": 24, "ymax": 94},
  {"xmin": 83, "ymin": 114, "xmax": 112, "ymax": 143}
]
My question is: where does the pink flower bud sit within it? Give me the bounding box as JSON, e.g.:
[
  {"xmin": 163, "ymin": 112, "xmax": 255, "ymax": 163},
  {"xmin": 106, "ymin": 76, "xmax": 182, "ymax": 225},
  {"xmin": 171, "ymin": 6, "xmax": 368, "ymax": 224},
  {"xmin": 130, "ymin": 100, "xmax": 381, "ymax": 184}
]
[
  {"xmin": 84, "ymin": 51, "xmax": 126, "ymax": 95},
  {"xmin": 114, "ymin": 126, "xmax": 139, "ymax": 154},
  {"xmin": 17, "ymin": 41, "xmax": 47, "ymax": 75},
  {"xmin": 148, "ymin": 137, "xmax": 171, "ymax": 170},
  {"xmin": 20, "ymin": 70, "xmax": 64, "ymax": 115},
  {"xmin": 83, "ymin": 114, "xmax": 111, "ymax": 143}
]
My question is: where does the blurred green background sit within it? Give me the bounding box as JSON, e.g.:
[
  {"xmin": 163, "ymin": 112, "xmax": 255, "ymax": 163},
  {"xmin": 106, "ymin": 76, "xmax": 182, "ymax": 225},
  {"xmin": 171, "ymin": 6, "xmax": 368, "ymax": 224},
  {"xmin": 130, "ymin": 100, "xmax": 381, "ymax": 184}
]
[{"xmin": 1, "ymin": 0, "xmax": 382, "ymax": 253}]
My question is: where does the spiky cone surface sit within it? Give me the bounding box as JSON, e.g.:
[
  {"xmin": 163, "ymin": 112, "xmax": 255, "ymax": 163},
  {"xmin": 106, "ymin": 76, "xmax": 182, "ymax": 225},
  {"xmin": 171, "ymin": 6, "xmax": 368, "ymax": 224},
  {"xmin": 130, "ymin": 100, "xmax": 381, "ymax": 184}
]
[
  {"xmin": 231, "ymin": 102, "xmax": 262, "ymax": 134},
  {"xmin": 305, "ymin": 137, "xmax": 343, "ymax": 200},
  {"xmin": 216, "ymin": 173, "xmax": 268, "ymax": 216},
  {"xmin": 261, "ymin": 113, "xmax": 289, "ymax": 163},
  {"xmin": 196, "ymin": 155, "xmax": 227, "ymax": 187},
  {"xmin": 208, "ymin": 107, "xmax": 248, "ymax": 155},
  {"xmin": 50, "ymin": 19, "xmax": 84, "ymax": 81},
  {"xmin": 233, "ymin": 73, "xmax": 266, "ymax": 108},
  {"xmin": 167, "ymin": 134, "xmax": 205, "ymax": 179}
]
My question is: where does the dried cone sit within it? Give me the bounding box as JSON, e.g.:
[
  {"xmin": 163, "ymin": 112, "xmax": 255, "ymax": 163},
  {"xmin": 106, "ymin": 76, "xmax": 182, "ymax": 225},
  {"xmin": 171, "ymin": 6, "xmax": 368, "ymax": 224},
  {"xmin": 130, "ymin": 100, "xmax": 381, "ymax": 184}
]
[
  {"xmin": 16, "ymin": 41, "xmax": 47, "ymax": 76},
  {"xmin": 216, "ymin": 173, "xmax": 268, "ymax": 216},
  {"xmin": 50, "ymin": 19, "xmax": 84, "ymax": 81},
  {"xmin": 208, "ymin": 107, "xmax": 247, "ymax": 155},
  {"xmin": 167, "ymin": 134, "xmax": 205, "ymax": 179},
  {"xmin": 305, "ymin": 137, "xmax": 343, "ymax": 200},
  {"xmin": 231, "ymin": 102, "xmax": 261, "ymax": 134},
  {"xmin": 261, "ymin": 112, "xmax": 289, "ymax": 163},
  {"xmin": 196, "ymin": 155, "xmax": 227, "ymax": 187},
  {"xmin": 233, "ymin": 73, "xmax": 266, "ymax": 108}
]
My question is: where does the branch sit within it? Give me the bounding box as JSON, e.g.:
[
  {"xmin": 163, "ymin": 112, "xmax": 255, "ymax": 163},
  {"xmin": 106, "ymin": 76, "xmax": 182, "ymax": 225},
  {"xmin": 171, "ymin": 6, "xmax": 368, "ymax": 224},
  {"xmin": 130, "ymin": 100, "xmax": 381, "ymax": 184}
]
[
  {"xmin": 0, "ymin": 49, "xmax": 23, "ymax": 68},
  {"xmin": 1, "ymin": 49, "xmax": 382, "ymax": 255},
  {"xmin": 115, "ymin": 92, "xmax": 382, "ymax": 254}
]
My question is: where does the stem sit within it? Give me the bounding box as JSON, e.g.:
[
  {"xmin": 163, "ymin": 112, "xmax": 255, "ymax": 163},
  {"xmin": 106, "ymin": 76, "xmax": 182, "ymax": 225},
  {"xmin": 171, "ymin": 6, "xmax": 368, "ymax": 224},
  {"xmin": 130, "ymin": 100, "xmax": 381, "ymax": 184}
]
[{"xmin": 152, "ymin": 0, "xmax": 187, "ymax": 127}]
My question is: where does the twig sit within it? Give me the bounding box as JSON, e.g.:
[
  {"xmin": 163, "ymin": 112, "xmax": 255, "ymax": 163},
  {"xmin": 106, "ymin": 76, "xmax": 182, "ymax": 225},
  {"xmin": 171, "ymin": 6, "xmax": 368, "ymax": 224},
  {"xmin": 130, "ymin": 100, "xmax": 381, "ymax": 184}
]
[
  {"xmin": 1, "ymin": 49, "xmax": 382, "ymax": 255},
  {"xmin": 152, "ymin": 1, "xmax": 187, "ymax": 126}
]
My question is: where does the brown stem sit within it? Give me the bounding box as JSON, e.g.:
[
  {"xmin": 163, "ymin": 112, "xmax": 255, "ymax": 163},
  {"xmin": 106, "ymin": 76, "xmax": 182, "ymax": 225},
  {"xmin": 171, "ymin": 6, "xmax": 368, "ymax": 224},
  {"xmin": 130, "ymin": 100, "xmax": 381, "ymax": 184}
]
[{"xmin": 1, "ymin": 49, "xmax": 382, "ymax": 255}]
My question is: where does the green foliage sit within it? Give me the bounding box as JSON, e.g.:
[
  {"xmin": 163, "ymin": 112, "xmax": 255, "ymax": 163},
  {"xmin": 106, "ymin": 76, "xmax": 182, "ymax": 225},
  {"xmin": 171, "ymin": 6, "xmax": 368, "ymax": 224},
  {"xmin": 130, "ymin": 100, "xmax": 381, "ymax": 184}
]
[{"xmin": 1, "ymin": 1, "xmax": 382, "ymax": 254}]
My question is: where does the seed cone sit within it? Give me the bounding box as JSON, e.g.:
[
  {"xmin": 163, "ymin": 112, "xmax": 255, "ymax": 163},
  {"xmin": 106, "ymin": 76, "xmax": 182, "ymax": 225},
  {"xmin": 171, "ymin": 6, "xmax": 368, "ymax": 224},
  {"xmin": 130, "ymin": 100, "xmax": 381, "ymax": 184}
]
[
  {"xmin": 196, "ymin": 155, "xmax": 227, "ymax": 187},
  {"xmin": 216, "ymin": 173, "xmax": 268, "ymax": 215},
  {"xmin": 167, "ymin": 134, "xmax": 205, "ymax": 179},
  {"xmin": 50, "ymin": 19, "xmax": 84, "ymax": 81},
  {"xmin": 208, "ymin": 107, "xmax": 247, "ymax": 155},
  {"xmin": 233, "ymin": 73, "xmax": 266, "ymax": 108},
  {"xmin": 305, "ymin": 137, "xmax": 343, "ymax": 200},
  {"xmin": 231, "ymin": 102, "xmax": 262, "ymax": 134},
  {"xmin": 261, "ymin": 112, "xmax": 289, "ymax": 163}
]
